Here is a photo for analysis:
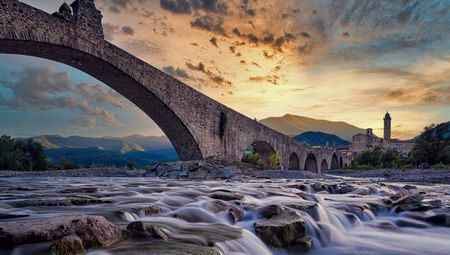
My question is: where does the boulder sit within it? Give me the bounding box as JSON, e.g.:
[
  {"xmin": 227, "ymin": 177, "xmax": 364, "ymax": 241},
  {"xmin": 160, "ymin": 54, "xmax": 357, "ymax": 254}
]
[
  {"xmin": 139, "ymin": 205, "xmax": 162, "ymax": 216},
  {"xmin": 209, "ymin": 191, "xmax": 243, "ymax": 201},
  {"xmin": 259, "ymin": 204, "xmax": 285, "ymax": 219},
  {"xmin": 426, "ymin": 212, "xmax": 450, "ymax": 227},
  {"xmin": 390, "ymin": 189, "xmax": 424, "ymax": 205},
  {"xmin": 125, "ymin": 221, "xmax": 168, "ymax": 240},
  {"xmin": 0, "ymin": 215, "xmax": 121, "ymax": 248},
  {"xmin": 50, "ymin": 235, "xmax": 85, "ymax": 255},
  {"xmin": 254, "ymin": 210, "xmax": 312, "ymax": 250},
  {"xmin": 209, "ymin": 200, "xmax": 244, "ymax": 223}
]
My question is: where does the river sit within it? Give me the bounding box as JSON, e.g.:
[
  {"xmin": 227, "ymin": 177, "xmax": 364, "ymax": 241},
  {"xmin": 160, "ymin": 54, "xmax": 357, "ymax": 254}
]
[{"xmin": 1, "ymin": 177, "xmax": 450, "ymax": 255}]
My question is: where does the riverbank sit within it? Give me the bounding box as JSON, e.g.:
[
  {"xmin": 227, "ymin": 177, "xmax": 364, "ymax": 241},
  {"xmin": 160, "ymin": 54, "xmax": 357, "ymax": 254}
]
[
  {"xmin": 327, "ymin": 168, "xmax": 450, "ymax": 184},
  {"xmin": 2, "ymin": 161, "xmax": 450, "ymax": 184}
]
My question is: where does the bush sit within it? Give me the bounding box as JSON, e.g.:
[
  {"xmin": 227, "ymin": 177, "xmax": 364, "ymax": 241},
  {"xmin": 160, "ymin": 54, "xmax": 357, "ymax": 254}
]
[
  {"xmin": 353, "ymin": 147, "xmax": 402, "ymax": 169},
  {"xmin": 411, "ymin": 122, "xmax": 450, "ymax": 165},
  {"xmin": 242, "ymin": 150, "xmax": 263, "ymax": 167},
  {"xmin": 267, "ymin": 152, "xmax": 281, "ymax": 170},
  {"xmin": 0, "ymin": 135, "xmax": 49, "ymax": 171},
  {"xmin": 127, "ymin": 162, "xmax": 135, "ymax": 170}
]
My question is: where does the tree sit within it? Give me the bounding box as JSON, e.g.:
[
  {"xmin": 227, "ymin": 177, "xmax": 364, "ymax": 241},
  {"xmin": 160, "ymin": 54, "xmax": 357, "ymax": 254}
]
[
  {"xmin": 0, "ymin": 135, "xmax": 49, "ymax": 171},
  {"xmin": 411, "ymin": 122, "xmax": 450, "ymax": 165}
]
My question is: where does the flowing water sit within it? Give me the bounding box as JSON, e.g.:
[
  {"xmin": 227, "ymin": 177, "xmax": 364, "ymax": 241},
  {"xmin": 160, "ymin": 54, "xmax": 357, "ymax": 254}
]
[{"xmin": 1, "ymin": 177, "xmax": 450, "ymax": 255}]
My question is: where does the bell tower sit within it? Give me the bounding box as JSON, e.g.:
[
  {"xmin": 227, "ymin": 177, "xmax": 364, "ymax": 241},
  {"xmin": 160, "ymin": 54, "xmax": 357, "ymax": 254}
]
[{"xmin": 384, "ymin": 111, "xmax": 391, "ymax": 142}]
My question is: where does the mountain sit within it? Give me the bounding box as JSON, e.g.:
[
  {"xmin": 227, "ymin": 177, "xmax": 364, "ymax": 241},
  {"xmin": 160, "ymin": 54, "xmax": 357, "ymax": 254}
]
[
  {"xmin": 45, "ymin": 147, "xmax": 177, "ymax": 168},
  {"xmin": 33, "ymin": 135, "xmax": 173, "ymax": 154},
  {"xmin": 293, "ymin": 131, "xmax": 350, "ymax": 147},
  {"xmin": 32, "ymin": 134, "xmax": 177, "ymax": 168},
  {"xmin": 259, "ymin": 114, "xmax": 365, "ymax": 141}
]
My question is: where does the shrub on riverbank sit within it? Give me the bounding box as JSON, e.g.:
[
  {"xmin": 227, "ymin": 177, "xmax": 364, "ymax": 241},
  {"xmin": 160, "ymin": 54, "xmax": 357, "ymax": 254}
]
[
  {"xmin": 411, "ymin": 122, "xmax": 450, "ymax": 166},
  {"xmin": 0, "ymin": 135, "xmax": 49, "ymax": 171},
  {"xmin": 349, "ymin": 147, "xmax": 410, "ymax": 169}
]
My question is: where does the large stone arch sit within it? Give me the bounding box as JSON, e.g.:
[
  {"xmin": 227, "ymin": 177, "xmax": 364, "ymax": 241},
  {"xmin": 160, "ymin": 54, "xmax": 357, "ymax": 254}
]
[
  {"xmin": 0, "ymin": 0, "xmax": 344, "ymax": 165},
  {"xmin": 304, "ymin": 153, "xmax": 318, "ymax": 172},
  {"xmin": 320, "ymin": 159, "xmax": 328, "ymax": 173},
  {"xmin": 0, "ymin": 1, "xmax": 204, "ymax": 160},
  {"xmin": 288, "ymin": 152, "xmax": 300, "ymax": 170},
  {"xmin": 330, "ymin": 153, "xmax": 339, "ymax": 170}
]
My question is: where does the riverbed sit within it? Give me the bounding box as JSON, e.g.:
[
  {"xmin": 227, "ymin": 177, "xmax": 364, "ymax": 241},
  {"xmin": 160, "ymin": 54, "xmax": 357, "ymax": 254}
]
[{"xmin": 1, "ymin": 176, "xmax": 450, "ymax": 255}]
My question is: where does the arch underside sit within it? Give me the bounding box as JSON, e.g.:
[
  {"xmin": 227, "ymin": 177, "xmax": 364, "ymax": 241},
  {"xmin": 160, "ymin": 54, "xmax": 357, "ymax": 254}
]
[
  {"xmin": 251, "ymin": 141, "xmax": 276, "ymax": 163},
  {"xmin": 331, "ymin": 153, "xmax": 339, "ymax": 170},
  {"xmin": 0, "ymin": 39, "xmax": 203, "ymax": 160},
  {"xmin": 304, "ymin": 153, "xmax": 317, "ymax": 172},
  {"xmin": 321, "ymin": 159, "xmax": 328, "ymax": 173},
  {"xmin": 288, "ymin": 152, "xmax": 299, "ymax": 170}
]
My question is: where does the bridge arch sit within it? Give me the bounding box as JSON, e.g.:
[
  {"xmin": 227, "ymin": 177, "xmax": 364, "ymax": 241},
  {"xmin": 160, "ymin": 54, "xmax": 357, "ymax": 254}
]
[
  {"xmin": 304, "ymin": 153, "xmax": 318, "ymax": 172},
  {"xmin": 288, "ymin": 152, "xmax": 300, "ymax": 170},
  {"xmin": 0, "ymin": 1, "xmax": 207, "ymax": 160},
  {"xmin": 320, "ymin": 159, "xmax": 329, "ymax": 173},
  {"xmin": 330, "ymin": 153, "xmax": 339, "ymax": 170},
  {"xmin": 339, "ymin": 157, "xmax": 344, "ymax": 168}
]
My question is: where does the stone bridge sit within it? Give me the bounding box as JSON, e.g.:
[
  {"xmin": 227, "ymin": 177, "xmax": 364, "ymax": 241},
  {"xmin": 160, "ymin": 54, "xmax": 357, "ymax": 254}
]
[{"xmin": 0, "ymin": 0, "xmax": 352, "ymax": 173}]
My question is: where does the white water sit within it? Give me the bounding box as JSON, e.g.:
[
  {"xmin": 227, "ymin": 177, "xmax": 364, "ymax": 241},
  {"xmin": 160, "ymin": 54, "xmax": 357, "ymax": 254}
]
[{"xmin": 1, "ymin": 177, "xmax": 450, "ymax": 255}]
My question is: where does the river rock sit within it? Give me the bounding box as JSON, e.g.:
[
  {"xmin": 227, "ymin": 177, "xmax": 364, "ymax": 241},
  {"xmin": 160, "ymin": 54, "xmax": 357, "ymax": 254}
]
[
  {"xmin": 103, "ymin": 240, "xmax": 221, "ymax": 255},
  {"xmin": 50, "ymin": 235, "xmax": 85, "ymax": 255},
  {"xmin": 61, "ymin": 187, "xmax": 98, "ymax": 194},
  {"xmin": 426, "ymin": 209, "xmax": 450, "ymax": 227},
  {"xmin": 209, "ymin": 200, "xmax": 244, "ymax": 223},
  {"xmin": 259, "ymin": 204, "xmax": 285, "ymax": 219},
  {"xmin": 139, "ymin": 205, "xmax": 162, "ymax": 216},
  {"xmin": 254, "ymin": 210, "xmax": 311, "ymax": 250},
  {"xmin": 390, "ymin": 189, "xmax": 424, "ymax": 205},
  {"xmin": 125, "ymin": 221, "xmax": 168, "ymax": 240},
  {"xmin": 0, "ymin": 215, "xmax": 122, "ymax": 248},
  {"xmin": 209, "ymin": 191, "xmax": 243, "ymax": 201}
]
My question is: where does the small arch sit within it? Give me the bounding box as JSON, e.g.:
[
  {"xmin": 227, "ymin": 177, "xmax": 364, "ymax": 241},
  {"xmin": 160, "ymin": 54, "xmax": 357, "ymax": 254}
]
[
  {"xmin": 242, "ymin": 141, "xmax": 280, "ymax": 169},
  {"xmin": 304, "ymin": 153, "xmax": 318, "ymax": 172},
  {"xmin": 321, "ymin": 159, "xmax": 329, "ymax": 173},
  {"xmin": 330, "ymin": 153, "xmax": 339, "ymax": 170},
  {"xmin": 288, "ymin": 152, "xmax": 300, "ymax": 170},
  {"xmin": 339, "ymin": 157, "xmax": 344, "ymax": 168}
]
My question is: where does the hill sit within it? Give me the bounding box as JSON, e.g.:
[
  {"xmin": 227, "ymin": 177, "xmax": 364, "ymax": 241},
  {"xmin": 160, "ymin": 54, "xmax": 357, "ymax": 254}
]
[
  {"xmin": 31, "ymin": 134, "xmax": 176, "ymax": 168},
  {"xmin": 293, "ymin": 131, "xmax": 350, "ymax": 147},
  {"xmin": 259, "ymin": 114, "xmax": 364, "ymax": 141}
]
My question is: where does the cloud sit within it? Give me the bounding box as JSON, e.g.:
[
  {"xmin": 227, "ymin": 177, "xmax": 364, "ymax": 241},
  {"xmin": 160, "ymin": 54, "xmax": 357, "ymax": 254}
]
[
  {"xmin": 190, "ymin": 15, "xmax": 226, "ymax": 36},
  {"xmin": 162, "ymin": 65, "xmax": 193, "ymax": 80},
  {"xmin": 121, "ymin": 25, "xmax": 135, "ymax": 36},
  {"xmin": 160, "ymin": 0, "xmax": 228, "ymax": 14},
  {"xmin": 249, "ymin": 75, "xmax": 280, "ymax": 85},
  {"xmin": 185, "ymin": 62, "xmax": 231, "ymax": 86},
  {"xmin": 0, "ymin": 67, "xmax": 124, "ymax": 129},
  {"xmin": 103, "ymin": 23, "xmax": 136, "ymax": 40},
  {"xmin": 209, "ymin": 36, "xmax": 219, "ymax": 47}
]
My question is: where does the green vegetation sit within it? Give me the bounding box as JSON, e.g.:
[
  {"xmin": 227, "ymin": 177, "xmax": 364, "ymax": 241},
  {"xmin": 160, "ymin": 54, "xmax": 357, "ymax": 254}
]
[
  {"xmin": 242, "ymin": 146, "xmax": 264, "ymax": 167},
  {"xmin": 410, "ymin": 122, "xmax": 450, "ymax": 166},
  {"xmin": 241, "ymin": 146, "xmax": 281, "ymax": 169},
  {"xmin": 219, "ymin": 112, "xmax": 228, "ymax": 139},
  {"xmin": 0, "ymin": 135, "xmax": 49, "ymax": 171},
  {"xmin": 267, "ymin": 152, "xmax": 281, "ymax": 170},
  {"xmin": 350, "ymin": 147, "xmax": 407, "ymax": 169},
  {"xmin": 59, "ymin": 158, "xmax": 80, "ymax": 170},
  {"xmin": 127, "ymin": 162, "xmax": 135, "ymax": 170}
]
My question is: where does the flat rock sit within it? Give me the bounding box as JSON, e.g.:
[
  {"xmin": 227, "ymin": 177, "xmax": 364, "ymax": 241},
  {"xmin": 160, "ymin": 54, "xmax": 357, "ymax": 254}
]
[
  {"xmin": 0, "ymin": 215, "xmax": 121, "ymax": 248},
  {"xmin": 254, "ymin": 210, "xmax": 311, "ymax": 250},
  {"xmin": 50, "ymin": 235, "xmax": 85, "ymax": 255},
  {"xmin": 103, "ymin": 240, "xmax": 221, "ymax": 255},
  {"xmin": 209, "ymin": 191, "xmax": 243, "ymax": 201}
]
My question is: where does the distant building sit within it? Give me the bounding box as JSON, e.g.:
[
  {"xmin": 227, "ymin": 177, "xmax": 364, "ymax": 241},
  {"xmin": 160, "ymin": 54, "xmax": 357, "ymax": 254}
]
[{"xmin": 351, "ymin": 112, "xmax": 415, "ymax": 156}]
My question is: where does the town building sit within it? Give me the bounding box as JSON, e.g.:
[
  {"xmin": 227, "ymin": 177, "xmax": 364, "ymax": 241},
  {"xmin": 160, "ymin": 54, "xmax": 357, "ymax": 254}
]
[{"xmin": 351, "ymin": 112, "xmax": 415, "ymax": 155}]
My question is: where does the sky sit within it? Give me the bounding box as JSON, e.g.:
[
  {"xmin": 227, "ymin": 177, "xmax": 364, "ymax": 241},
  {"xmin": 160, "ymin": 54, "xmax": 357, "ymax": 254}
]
[{"xmin": 1, "ymin": 0, "xmax": 450, "ymax": 139}]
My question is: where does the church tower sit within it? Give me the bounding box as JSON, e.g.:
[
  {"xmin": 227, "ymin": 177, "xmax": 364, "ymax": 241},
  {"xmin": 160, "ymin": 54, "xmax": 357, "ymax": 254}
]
[{"xmin": 384, "ymin": 111, "xmax": 391, "ymax": 142}]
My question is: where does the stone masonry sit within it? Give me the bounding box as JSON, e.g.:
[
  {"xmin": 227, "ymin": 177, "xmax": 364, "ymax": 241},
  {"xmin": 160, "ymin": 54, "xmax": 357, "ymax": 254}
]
[{"xmin": 0, "ymin": 0, "xmax": 351, "ymax": 172}]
